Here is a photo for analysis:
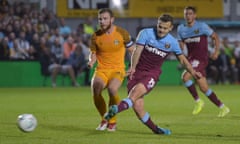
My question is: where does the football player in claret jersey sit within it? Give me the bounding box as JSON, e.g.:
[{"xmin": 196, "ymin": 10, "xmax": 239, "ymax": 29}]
[
  {"xmin": 104, "ymin": 14, "xmax": 201, "ymax": 135},
  {"xmin": 88, "ymin": 8, "xmax": 134, "ymax": 131},
  {"xmin": 177, "ymin": 6, "xmax": 230, "ymax": 117}
]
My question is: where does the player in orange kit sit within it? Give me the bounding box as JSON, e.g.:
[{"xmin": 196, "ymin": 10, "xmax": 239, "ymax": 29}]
[{"xmin": 88, "ymin": 8, "xmax": 134, "ymax": 131}]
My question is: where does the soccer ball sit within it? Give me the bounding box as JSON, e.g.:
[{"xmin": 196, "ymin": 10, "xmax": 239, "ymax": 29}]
[{"xmin": 17, "ymin": 114, "xmax": 37, "ymax": 132}]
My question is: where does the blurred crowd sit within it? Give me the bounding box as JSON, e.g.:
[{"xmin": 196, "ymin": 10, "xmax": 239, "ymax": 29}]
[
  {"xmin": 207, "ymin": 37, "xmax": 240, "ymax": 85},
  {"xmin": 0, "ymin": 0, "xmax": 240, "ymax": 86},
  {"xmin": 0, "ymin": 0, "xmax": 94, "ymax": 86}
]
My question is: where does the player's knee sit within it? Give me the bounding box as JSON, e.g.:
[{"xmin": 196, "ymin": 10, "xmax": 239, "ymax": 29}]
[
  {"xmin": 201, "ymin": 88, "xmax": 209, "ymax": 94},
  {"xmin": 182, "ymin": 73, "xmax": 192, "ymax": 82},
  {"xmin": 92, "ymin": 82, "xmax": 105, "ymax": 94},
  {"xmin": 107, "ymin": 87, "xmax": 118, "ymax": 96}
]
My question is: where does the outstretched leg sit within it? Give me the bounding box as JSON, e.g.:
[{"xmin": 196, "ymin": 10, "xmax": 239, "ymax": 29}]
[
  {"xmin": 105, "ymin": 83, "xmax": 171, "ymax": 135},
  {"xmin": 133, "ymin": 98, "xmax": 171, "ymax": 135}
]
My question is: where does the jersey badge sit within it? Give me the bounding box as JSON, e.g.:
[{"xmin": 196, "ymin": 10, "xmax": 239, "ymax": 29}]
[
  {"xmin": 165, "ymin": 43, "xmax": 170, "ymax": 49},
  {"xmin": 194, "ymin": 29, "xmax": 200, "ymax": 34},
  {"xmin": 114, "ymin": 39, "xmax": 120, "ymax": 45}
]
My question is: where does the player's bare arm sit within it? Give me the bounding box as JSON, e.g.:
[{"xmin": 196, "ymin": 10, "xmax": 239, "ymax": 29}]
[
  {"xmin": 88, "ymin": 52, "xmax": 96, "ymax": 68},
  {"xmin": 178, "ymin": 41, "xmax": 186, "ymax": 51},
  {"xmin": 177, "ymin": 54, "xmax": 202, "ymax": 79},
  {"xmin": 131, "ymin": 44, "xmax": 144, "ymax": 69},
  {"xmin": 210, "ymin": 32, "xmax": 220, "ymax": 60},
  {"xmin": 126, "ymin": 44, "xmax": 144, "ymax": 79},
  {"xmin": 127, "ymin": 44, "xmax": 135, "ymax": 56}
]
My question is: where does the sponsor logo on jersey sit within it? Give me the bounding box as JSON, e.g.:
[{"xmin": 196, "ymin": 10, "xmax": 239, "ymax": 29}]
[
  {"xmin": 184, "ymin": 37, "xmax": 200, "ymax": 43},
  {"xmin": 145, "ymin": 44, "xmax": 167, "ymax": 58}
]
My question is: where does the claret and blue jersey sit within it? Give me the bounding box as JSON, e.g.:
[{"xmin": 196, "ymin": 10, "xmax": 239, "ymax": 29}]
[
  {"xmin": 177, "ymin": 21, "xmax": 213, "ymax": 62},
  {"xmin": 135, "ymin": 28, "xmax": 182, "ymax": 73}
]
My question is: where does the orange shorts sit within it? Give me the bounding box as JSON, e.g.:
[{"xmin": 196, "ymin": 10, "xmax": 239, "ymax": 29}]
[{"xmin": 93, "ymin": 69, "xmax": 125, "ymax": 85}]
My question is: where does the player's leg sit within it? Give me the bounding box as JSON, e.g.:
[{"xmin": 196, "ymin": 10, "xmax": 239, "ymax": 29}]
[
  {"xmin": 92, "ymin": 71, "xmax": 108, "ymax": 130},
  {"xmin": 196, "ymin": 77, "xmax": 230, "ymax": 117},
  {"xmin": 133, "ymin": 98, "xmax": 171, "ymax": 135},
  {"xmin": 104, "ymin": 83, "xmax": 146, "ymax": 120},
  {"xmin": 105, "ymin": 76, "xmax": 171, "ymax": 134},
  {"xmin": 106, "ymin": 75, "xmax": 123, "ymax": 131},
  {"xmin": 182, "ymin": 70, "xmax": 204, "ymax": 115}
]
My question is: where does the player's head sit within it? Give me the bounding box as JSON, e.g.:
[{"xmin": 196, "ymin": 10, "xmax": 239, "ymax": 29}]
[
  {"xmin": 157, "ymin": 14, "xmax": 173, "ymax": 38},
  {"xmin": 98, "ymin": 8, "xmax": 114, "ymax": 32},
  {"xmin": 184, "ymin": 6, "xmax": 197, "ymax": 25}
]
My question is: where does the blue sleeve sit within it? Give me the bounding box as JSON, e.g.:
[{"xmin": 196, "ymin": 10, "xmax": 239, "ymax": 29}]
[
  {"xmin": 176, "ymin": 25, "xmax": 183, "ymax": 41},
  {"xmin": 172, "ymin": 40, "xmax": 182, "ymax": 55},
  {"xmin": 136, "ymin": 29, "xmax": 148, "ymax": 45},
  {"xmin": 201, "ymin": 23, "xmax": 213, "ymax": 36}
]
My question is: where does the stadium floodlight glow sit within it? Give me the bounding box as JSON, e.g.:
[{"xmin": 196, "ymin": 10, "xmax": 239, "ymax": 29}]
[
  {"xmin": 110, "ymin": 0, "xmax": 128, "ymax": 16},
  {"xmin": 112, "ymin": 0, "xmax": 122, "ymax": 8}
]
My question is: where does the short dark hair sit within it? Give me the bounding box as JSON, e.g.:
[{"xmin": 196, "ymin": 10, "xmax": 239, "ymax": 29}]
[
  {"xmin": 98, "ymin": 8, "xmax": 114, "ymax": 17},
  {"xmin": 184, "ymin": 6, "xmax": 197, "ymax": 13},
  {"xmin": 158, "ymin": 14, "xmax": 173, "ymax": 25}
]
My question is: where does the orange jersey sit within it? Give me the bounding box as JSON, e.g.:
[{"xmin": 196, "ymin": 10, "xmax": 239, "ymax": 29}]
[{"xmin": 90, "ymin": 26, "xmax": 133, "ymax": 71}]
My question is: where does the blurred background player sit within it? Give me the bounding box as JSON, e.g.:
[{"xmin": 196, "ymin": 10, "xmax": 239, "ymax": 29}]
[
  {"xmin": 177, "ymin": 6, "xmax": 230, "ymax": 117},
  {"xmin": 88, "ymin": 8, "xmax": 134, "ymax": 131},
  {"xmin": 104, "ymin": 14, "xmax": 201, "ymax": 135}
]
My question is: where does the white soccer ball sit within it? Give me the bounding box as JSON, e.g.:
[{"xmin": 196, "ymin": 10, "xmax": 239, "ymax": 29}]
[{"xmin": 17, "ymin": 114, "xmax": 37, "ymax": 132}]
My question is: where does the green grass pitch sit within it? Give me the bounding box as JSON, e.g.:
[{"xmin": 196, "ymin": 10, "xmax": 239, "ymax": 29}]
[{"xmin": 0, "ymin": 85, "xmax": 239, "ymax": 144}]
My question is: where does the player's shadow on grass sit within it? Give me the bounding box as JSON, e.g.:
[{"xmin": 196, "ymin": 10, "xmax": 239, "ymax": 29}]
[
  {"xmin": 40, "ymin": 123, "xmax": 153, "ymax": 136},
  {"xmin": 40, "ymin": 123, "xmax": 122, "ymax": 136}
]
